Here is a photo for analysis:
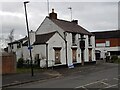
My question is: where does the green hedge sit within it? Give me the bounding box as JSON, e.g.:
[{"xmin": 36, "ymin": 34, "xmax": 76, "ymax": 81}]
[
  {"xmin": 114, "ymin": 58, "xmax": 120, "ymax": 64},
  {"xmin": 17, "ymin": 58, "xmax": 24, "ymax": 68},
  {"xmin": 17, "ymin": 58, "xmax": 41, "ymax": 68},
  {"xmin": 110, "ymin": 55, "xmax": 120, "ymax": 64}
]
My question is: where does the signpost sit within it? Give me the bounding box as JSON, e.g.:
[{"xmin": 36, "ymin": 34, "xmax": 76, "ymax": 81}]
[{"xmin": 23, "ymin": 1, "xmax": 34, "ymax": 76}]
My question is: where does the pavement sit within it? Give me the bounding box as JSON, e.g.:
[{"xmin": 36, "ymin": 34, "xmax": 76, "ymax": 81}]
[
  {"xmin": 2, "ymin": 69, "xmax": 61, "ymax": 88},
  {"xmin": 2, "ymin": 60, "xmax": 119, "ymax": 88}
]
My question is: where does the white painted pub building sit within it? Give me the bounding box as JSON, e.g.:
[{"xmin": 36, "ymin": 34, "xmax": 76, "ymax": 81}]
[{"xmin": 8, "ymin": 9, "xmax": 96, "ymax": 68}]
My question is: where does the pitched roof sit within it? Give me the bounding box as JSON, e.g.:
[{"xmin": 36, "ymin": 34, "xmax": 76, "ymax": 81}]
[
  {"xmin": 8, "ymin": 36, "xmax": 27, "ymax": 45},
  {"xmin": 22, "ymin": 40, "xmax": 28, "ymax": 46},
  {"xmin": 33, "ymin": 32, "xmax": 56, "ymax": 45},
  {"xmin": 92, "ymin": 30, "xmax": 120, "ymax": 39},
  {"xmin": 48, "ymin": 17, "xmax": 93, "ymax": 35}
]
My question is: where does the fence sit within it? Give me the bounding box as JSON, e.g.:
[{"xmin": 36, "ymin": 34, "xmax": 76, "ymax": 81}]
[{"xmin": 0, "ymin": 52, "xmax": 16, "ymax": 74}]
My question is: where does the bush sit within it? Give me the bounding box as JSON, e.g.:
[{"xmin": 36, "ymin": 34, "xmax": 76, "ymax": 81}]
[
  {"xmin": 17, "ymin": 58, "xmax": 24, "ymax": 68},
  {"xmin": 110, "ymin": 55, "xmax": 118, "ymax": 63},
  {"xmin": 114, "ymin": 58, "xmax": 120, "ymax": 64}
]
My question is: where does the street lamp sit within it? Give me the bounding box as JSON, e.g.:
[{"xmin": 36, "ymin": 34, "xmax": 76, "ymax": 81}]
[{"xmin": 23, "ymin": 1, "xmax": 34, "ymax": 76}]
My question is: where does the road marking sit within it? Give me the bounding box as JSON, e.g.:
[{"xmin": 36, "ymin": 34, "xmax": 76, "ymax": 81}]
[
  {"xmin": 80, "ymin": 86, "xmax": 89, "ymax": 90},
  {"xmin": 75, "ymin": 79, "xmax": 108, "ymax": 88},
  {"xmin": 104, "ymin": 84, "xmax": 118, "ymax": 88},
  {"xmin": 100, "ymin": 81, "xmax": 110, "ymax": 86},
  {"xmin": 113, "ymin": 78, "xmax": 119, "ymax": 80}
]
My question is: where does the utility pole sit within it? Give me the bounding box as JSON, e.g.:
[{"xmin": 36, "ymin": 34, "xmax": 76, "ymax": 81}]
[
  {"xmin": 47, "ymin": 0, "xmax": 49, "ymax": 16},
  {"xmin": 23, "ymin": 1, "xmax": 34, "ymax": 76}
]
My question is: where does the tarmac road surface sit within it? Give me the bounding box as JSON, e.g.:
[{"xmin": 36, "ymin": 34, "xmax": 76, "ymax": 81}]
[{"xmin": 6, "ymin": 63, "xmax": 119, "ymax": 89}]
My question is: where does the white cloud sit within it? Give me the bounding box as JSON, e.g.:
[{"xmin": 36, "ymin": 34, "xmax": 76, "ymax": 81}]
[
  {"xmin": 1, "ymin": 0, "xmax": 119, "ymax": 2},
  {"xmin": 0, "ymin": 1, "xmax": 118, "ymax": 48},
  {"xmin": 0, "ymin": 11, "xmax": 29, "ymax": 18}
]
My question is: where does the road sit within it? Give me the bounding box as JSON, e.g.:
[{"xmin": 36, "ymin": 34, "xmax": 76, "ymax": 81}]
[{"xmin": 8, "ymin": 63, "xmax": 119, "ymax": 89}]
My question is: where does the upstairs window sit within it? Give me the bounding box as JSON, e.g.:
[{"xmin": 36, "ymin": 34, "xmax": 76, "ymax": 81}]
[
  {"xmin": 17, "ymin": 43, "xmax": 21, "ymax": 48},
  {"xmin": 81, "ymin": 34, "xmax": 84, "ymax": 40},
  {"xmin": 105, "ymin": 41, "xmax": 110, "ymax": 47},
  {"xmin": 88, "ymin": 36, "xmax": 92, "ymax": 46},
  {"xmin": 72, "ymin": 33, "xmax": 76, "ymax": 45},
  {"xmin": 10, "ymin": 44, "xmax": 13, "ymax": 49}
]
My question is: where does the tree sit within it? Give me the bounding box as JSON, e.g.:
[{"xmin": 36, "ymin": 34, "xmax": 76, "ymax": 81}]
[
  {"xmin": 8, "ymin": 29, "xmax": 14, "ymax": 43},
  {"xmin": 8, "ymin": 29, "xmax": 14, "ymax": 52}
]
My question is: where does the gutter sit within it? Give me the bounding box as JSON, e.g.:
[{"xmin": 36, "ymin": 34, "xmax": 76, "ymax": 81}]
[{"xmin": 65, "ymin": 40, "xmax": 68, "ymax": 66}]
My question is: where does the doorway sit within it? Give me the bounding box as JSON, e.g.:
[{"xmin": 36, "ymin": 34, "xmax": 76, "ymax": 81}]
[
  {"xmin": 54, "ymin": 48, "xmax": 61, "ymax": 64},
  {"xmin": 72, "ymin": 48, "xmax": 77, "ymax": 63},
  {"xmin": 89, "ymin": 48, "xmax": 92, "ymax": 61}
]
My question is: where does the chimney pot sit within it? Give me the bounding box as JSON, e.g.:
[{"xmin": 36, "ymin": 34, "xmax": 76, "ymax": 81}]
[
  {"xmin": 52, "ymin": 9, "xmax": 54, "ymax": 13},
  {"xmin": 49, "ymin": 8, "xmax": 57, "ymax": 19},
  {"xmin": 71, "ymin": 20, "xmax": 78, "ymax": 24}
]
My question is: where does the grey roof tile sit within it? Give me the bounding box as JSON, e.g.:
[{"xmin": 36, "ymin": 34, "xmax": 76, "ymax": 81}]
[{"xmin": 49, "ymin": 17, "xmax": 93, "ymax": 35}]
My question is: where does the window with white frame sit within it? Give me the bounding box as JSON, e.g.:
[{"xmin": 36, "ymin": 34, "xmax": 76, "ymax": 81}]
[
  {"xmin": 72, "ymin": 33, "xmax": 76, "ymax": 45},
  {"xmin": 88, "ymin": 36, "xmax": 92, "ymax": 46},
  {"xmin": 17, "ymin": 43, "xmax": 21, "ymax": 48},
  {"xmin": 105, "ymin": 41, "xmax": 110, "ymax": 47}
]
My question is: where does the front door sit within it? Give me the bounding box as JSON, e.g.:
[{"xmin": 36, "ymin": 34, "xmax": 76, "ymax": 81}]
[
  {"xmin": 54, "ymin": 49, "xmax": 61, "ymax": 64},
  {"xmin": 72, "ymin": 48, "xmax": 77, "ymax": 62},
  {"xmin": 89, "ymin": 48, "xmax": 92, "ymax": 61},
  {"xmin": 81, "ymin": 49, "xmax": 84, "ymax": 65}
]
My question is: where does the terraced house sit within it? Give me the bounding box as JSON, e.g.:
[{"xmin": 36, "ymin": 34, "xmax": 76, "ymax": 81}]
[{"xmin": 8, "ymin": 9, "xmax": 96, "ymax": 68}]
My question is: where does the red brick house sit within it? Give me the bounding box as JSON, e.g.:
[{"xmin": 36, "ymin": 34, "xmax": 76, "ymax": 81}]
[{"xmin": 93, "ymin": 30, "xmax": 120, "ymax": 60}]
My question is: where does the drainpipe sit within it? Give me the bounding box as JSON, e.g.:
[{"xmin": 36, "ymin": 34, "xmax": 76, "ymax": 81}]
[
  {"xmin": 64, "ymin": 32, "xmax": 68, "ymax": 66},
  {"xmin": 46, "ymin": 43, "xmax": 48, "ymax": 68},
  {"xmin": 65, "ymin": 41, "xmax": 68, "ymax": 66}
]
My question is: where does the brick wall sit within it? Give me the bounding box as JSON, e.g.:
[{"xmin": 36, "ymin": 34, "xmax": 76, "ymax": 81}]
[
  {"xmin": 0, "ymin": 52, "xmax": 16, "ymax": 74},
  {"xmin": 96, "ymin": 38, "xmax": 120, "ymax": 47}
]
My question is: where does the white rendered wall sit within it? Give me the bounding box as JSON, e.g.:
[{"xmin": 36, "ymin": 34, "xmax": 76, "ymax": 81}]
[
  {"xmin": 22, "ymin": 46, "xmax": 30, "ymax": 60},
  {"xmin": 47, "ymin": 33, "xmax": 66, "ymax": 67},
  {"xmin": 33, "ymin": 45, "xmax": 46, "ymax": 67},
  {"xmin": 16, "ymin": 48, "xmax": 23, "ymax": 61},
  {"xmin": 8, "ymin": 44, "xmax": 23, "ymax": 61},
  {"xmin": 66, "ymin": 33, "xmax": 96, "ymax": 65},
  {"xmin": 36, "ymin": 18, "xmax": 64, "ymax": 37},
  {"xmin": 76, "ymin": 34, "xmax": 81, "ymax": 63},
  {"xmin": 84, "ymin": 35, "xmax": 89, "ymax": 62},
  {"xmin": 66, "ymin": 32, "xmax": 73, "ymax": 66},
  {"xmin": 91, "ymin": 36, "xmax": 96, "ymax": 61},
  {"xmin": 29, "ymin": 31, "xmax": 35, "ymax": 45},
  {"xmin": 83, "ymin": 35, "xmax": 96, "ymax": 62},
  {"xmin": 8, "ymin": 45, "xmax": 11, "ymax": 52},
  {"xmin": 12, "ymin": 44, "xmax": 17, "ymax": 52},
  {"xmin": 33, "ymin": 45, "xmax": 46, "ymax": 60}
]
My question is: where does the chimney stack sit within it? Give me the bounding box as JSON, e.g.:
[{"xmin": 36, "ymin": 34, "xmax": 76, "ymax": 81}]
[
  {"xmin": 49, "ymin": 8, "xmax": 57, "ymax": 19},
  {"xmin": 71, "ymin": 20, "xmax": 78, "ymax": 24}
]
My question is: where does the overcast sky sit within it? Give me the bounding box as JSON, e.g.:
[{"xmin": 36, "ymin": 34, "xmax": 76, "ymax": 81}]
[{"xmin": 0, "ymin": 0, "xmax": 119, "ymax": 48}]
